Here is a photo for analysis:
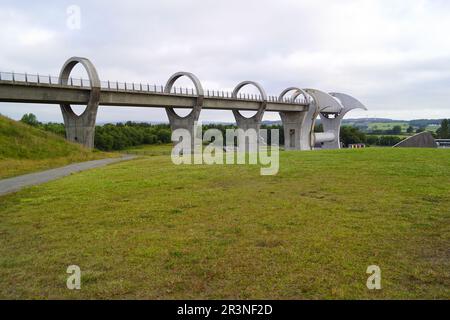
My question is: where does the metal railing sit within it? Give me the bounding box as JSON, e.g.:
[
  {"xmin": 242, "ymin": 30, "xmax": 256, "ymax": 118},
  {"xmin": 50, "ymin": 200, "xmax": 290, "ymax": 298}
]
[{"xmin": 0, "ymin": 71, "xmax": 309, "ymax": 104}]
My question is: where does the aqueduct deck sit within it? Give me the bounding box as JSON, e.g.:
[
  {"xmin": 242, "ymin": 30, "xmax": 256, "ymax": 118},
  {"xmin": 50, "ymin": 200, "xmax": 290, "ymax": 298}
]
[{"xmin": 0, "ymin": 56, "xmax": 367, "ymax": 150}]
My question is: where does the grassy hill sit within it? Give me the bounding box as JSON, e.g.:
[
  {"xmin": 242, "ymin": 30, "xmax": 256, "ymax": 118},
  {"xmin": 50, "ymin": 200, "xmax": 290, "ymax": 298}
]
[
  {"xmin": 0, "ymin": 146, "xmax": 448, "ymax": 299},
  {"xmin": 0, "ymin": 115, "xmax": 114, "ymax": 179}
]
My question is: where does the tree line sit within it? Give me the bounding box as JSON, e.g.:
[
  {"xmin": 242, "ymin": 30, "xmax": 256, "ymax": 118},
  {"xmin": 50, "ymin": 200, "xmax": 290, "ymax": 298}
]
[
  {"xmin": 20, "ymin": 113, "xmax": 172, "ymax": 151},
  {"xmin": 20, "ymin": 113, "xmax": 450, "ymax": 150}
]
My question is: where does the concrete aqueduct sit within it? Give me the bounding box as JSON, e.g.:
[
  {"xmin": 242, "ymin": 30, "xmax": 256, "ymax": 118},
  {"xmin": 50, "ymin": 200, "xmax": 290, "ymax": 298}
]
[{"xmin": 0, "ymin": 57, "xmax": 368, "ymax": 150}]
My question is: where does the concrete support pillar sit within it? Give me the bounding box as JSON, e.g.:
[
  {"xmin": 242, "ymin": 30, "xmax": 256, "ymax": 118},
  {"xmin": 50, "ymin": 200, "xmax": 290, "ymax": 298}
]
[
  {"xmin": 164, "ymin": 72, "xmax": 204, "ymax": 152},
  {"xmin": 318, "ymin": 113, "xmax": 344, "ymax": 149},
  {"xmin": 232, "ymin": 81, "xmax": 267, "ymax": 151},
  {"xmin": 278, "ymin": 87, "xmax": 318, "ymax": 150},
  {"xmin": 280, "ymin": 111, "xmax": 306, "ymax": 150},
  {"xmin": 303, "ymin": 89, "xmax": 348, "ymax": 150},
  {"xmin": 59, "ymin": 57, "xmax": 101, "ymax": 149},
  {"xmin": 320, "ymin": 92, "xmax": 368, "ymax": 149}
]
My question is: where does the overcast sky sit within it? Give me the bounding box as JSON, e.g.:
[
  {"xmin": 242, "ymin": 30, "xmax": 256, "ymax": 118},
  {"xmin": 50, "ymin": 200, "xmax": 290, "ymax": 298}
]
[{"xmin": 1, "ymin": 0, "xmax": 450, "ymax": 123}]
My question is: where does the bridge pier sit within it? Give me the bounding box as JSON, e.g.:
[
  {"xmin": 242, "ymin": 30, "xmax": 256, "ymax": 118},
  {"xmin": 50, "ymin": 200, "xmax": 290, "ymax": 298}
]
[
  {"xmin": 319, "ymin": 92, "xmax": 368, "ymax": 149},
  {"xmin": 59, "ymin": 57, "xmax": 100, "ymax": 149},
  {"xmin": 165, "ymin": 72, "xmax": 203, "ymax": 152},
  {"xmin": 302, "ymin": 89, "xmax": 348, "ymax": 149},
  {"xmin": 279, "ymin": 88, "xmax": 318, "ymax": 150},
  {"xmin": 232, "ymin": 81, "xmax": 267, "ymax": 151},
  {"xmin": 318, "ymin": 113, "xmax": 343, "ymax": 149}
]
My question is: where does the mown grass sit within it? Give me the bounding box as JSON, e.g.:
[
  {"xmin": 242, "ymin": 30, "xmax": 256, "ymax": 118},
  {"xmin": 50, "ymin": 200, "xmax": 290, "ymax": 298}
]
[
  {"xmin": 123, "ymin": 144, "xmax": 173, "ymax": 156},
  {"xmin": 0, "ymin": 115, "xmax": 116, "ymax": 179},
  {"xmin": 0, "ymin": 147, "xmax": 449, "ymax": 299}
]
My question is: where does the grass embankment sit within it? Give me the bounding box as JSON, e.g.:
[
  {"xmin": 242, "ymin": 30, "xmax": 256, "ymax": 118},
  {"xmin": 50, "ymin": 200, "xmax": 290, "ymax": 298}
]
[
  {"xmin": 0, "ymin": 115, "xmax": 116, "ymax": 179},
  {"xmin": 0, "ymin": 147, "xmax": 449, "ymax": 299}
]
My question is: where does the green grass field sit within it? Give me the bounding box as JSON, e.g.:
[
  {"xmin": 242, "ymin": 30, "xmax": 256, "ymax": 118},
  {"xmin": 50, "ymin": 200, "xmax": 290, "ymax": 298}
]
[
  {"xmin": 366, "ymin": 122, "xmax": 440, "ymax": 134},
  {"xmin": 426, "ymin": 124, "xmax": 440, "ymax": 132},
  {"xmin": 123, "ymin": 144, "xmax": 173, "ymax": 156},
  {"xmin": 0, "ymin": 115, "xmax": 116, "ymax": 179},
  {"xmin": 0, "ymin": 146, "xmax": 449, "ymax": 299}
]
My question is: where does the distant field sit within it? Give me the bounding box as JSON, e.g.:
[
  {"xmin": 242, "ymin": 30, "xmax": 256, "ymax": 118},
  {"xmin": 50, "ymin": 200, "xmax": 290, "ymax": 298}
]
[
  {"xmin": 425, "ymin": 124, "xmax": 440, "ymax": 132},
  {"xmin": 363, "ymin": 122, "xmax": 439, "ymax": 133},
  {"xmin": 367, "ymin": 122, "xmax": 409, "ymax": 131},
  {"xmin": 0, "ymin": 147, "xmax": 449, "ymax": 299},
  {"xmin": 0, "ymin": 115, "xmax": 117, "ymax": 179}
]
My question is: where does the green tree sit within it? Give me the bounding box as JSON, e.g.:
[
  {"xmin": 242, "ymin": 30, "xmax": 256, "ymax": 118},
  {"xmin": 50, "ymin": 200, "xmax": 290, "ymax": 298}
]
[
  {"xmin": 20, "ymin": 113, "xmax": 39, "ymax": 127},
  {"xmin": 340, "ymin": 126, "xmax": 366, "ymax": 147},
  {"xmin": 436, "ymin": 119, "xmax": 450, "ymax": 139},
  {"xmin": 416, "ymin": 127, "xmax": 426, "ymax": 133},
  {"xmin": 379, "ymin": 135, "xmax": 404, "ymax": 146},
  {"xmin": 366, "ymin": 135, "xmax": 379, "ymax": 145},
  {"xmin": 391, "ymin": 125, "xmax": 402, "ymax": 135},
  {"xmin": 406, "ymin": 126, "xmax": 414, "ymax": 134}
]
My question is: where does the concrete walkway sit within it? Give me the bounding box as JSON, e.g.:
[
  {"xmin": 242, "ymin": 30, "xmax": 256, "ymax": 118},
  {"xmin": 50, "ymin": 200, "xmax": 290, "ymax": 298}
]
[{"xmin": 0, "ymin": 155, "xmax": 136, "ymax": 196}]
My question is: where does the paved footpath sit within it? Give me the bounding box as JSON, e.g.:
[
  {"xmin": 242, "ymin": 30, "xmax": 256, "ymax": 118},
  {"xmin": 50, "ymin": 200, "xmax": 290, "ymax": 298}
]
[{"xmin": 0, "ymin": 155, "xmax": 136, "ymax": 196}]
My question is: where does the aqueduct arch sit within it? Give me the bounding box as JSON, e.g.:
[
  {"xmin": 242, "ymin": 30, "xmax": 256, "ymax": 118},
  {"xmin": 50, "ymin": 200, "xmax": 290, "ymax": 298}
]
[{"xmin": 59, "ymin": 57, "xmax": 101, "ymax": 149}]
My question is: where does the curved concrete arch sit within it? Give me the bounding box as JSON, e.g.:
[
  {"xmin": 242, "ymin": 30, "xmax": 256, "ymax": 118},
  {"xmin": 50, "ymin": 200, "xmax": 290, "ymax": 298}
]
[
  {"xmin": 59, "ymin": 57, "xmax": 101, "ymax": 88},
  {"xmin": 232, "ymin": 80, "xmax": 267, "ymax": 123},
  {"xmin": 278, "ymin": 87, "xmax": 309, "ymax": 102},
  {"xmin": 231, "ymin": 81, "xmax": 268, "ymax": 151},
  {"xmin": 58, "ymin": 57, "xmax": 101, "ymax": 149},
  {"xmin": 164, "ymin": 71, "xmax": 204, "ymax": 120},
  {"xmin": 59, "ymin": 56, "xmax": 100, "ymax": 119},
  {"xmin": 164, "ymin": 71, "xmax": 204, "ymax": 153}
]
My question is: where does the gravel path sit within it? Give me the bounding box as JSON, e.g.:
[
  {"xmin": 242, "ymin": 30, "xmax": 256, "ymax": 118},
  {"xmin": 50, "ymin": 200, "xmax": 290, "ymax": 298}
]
[{"xmin": 0, "ymin": 155, "xmax": 137, "ymax": 196}]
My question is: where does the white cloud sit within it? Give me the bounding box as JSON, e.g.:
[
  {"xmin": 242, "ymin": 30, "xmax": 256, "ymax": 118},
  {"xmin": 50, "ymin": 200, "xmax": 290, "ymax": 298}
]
[{"xmin": 18, "ymin": 28, "xmax": 55, "ymax": 46}]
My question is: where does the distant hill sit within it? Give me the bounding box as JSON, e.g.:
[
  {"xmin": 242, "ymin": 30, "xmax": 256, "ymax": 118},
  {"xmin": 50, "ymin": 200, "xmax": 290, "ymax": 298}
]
[
  {"xmin": 0, "ymin": 114, "xmax": 112, "ymax": 179},
  {"xmin": 261, "ymin": 117, "xmax": 444, "ymax": 134}
]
